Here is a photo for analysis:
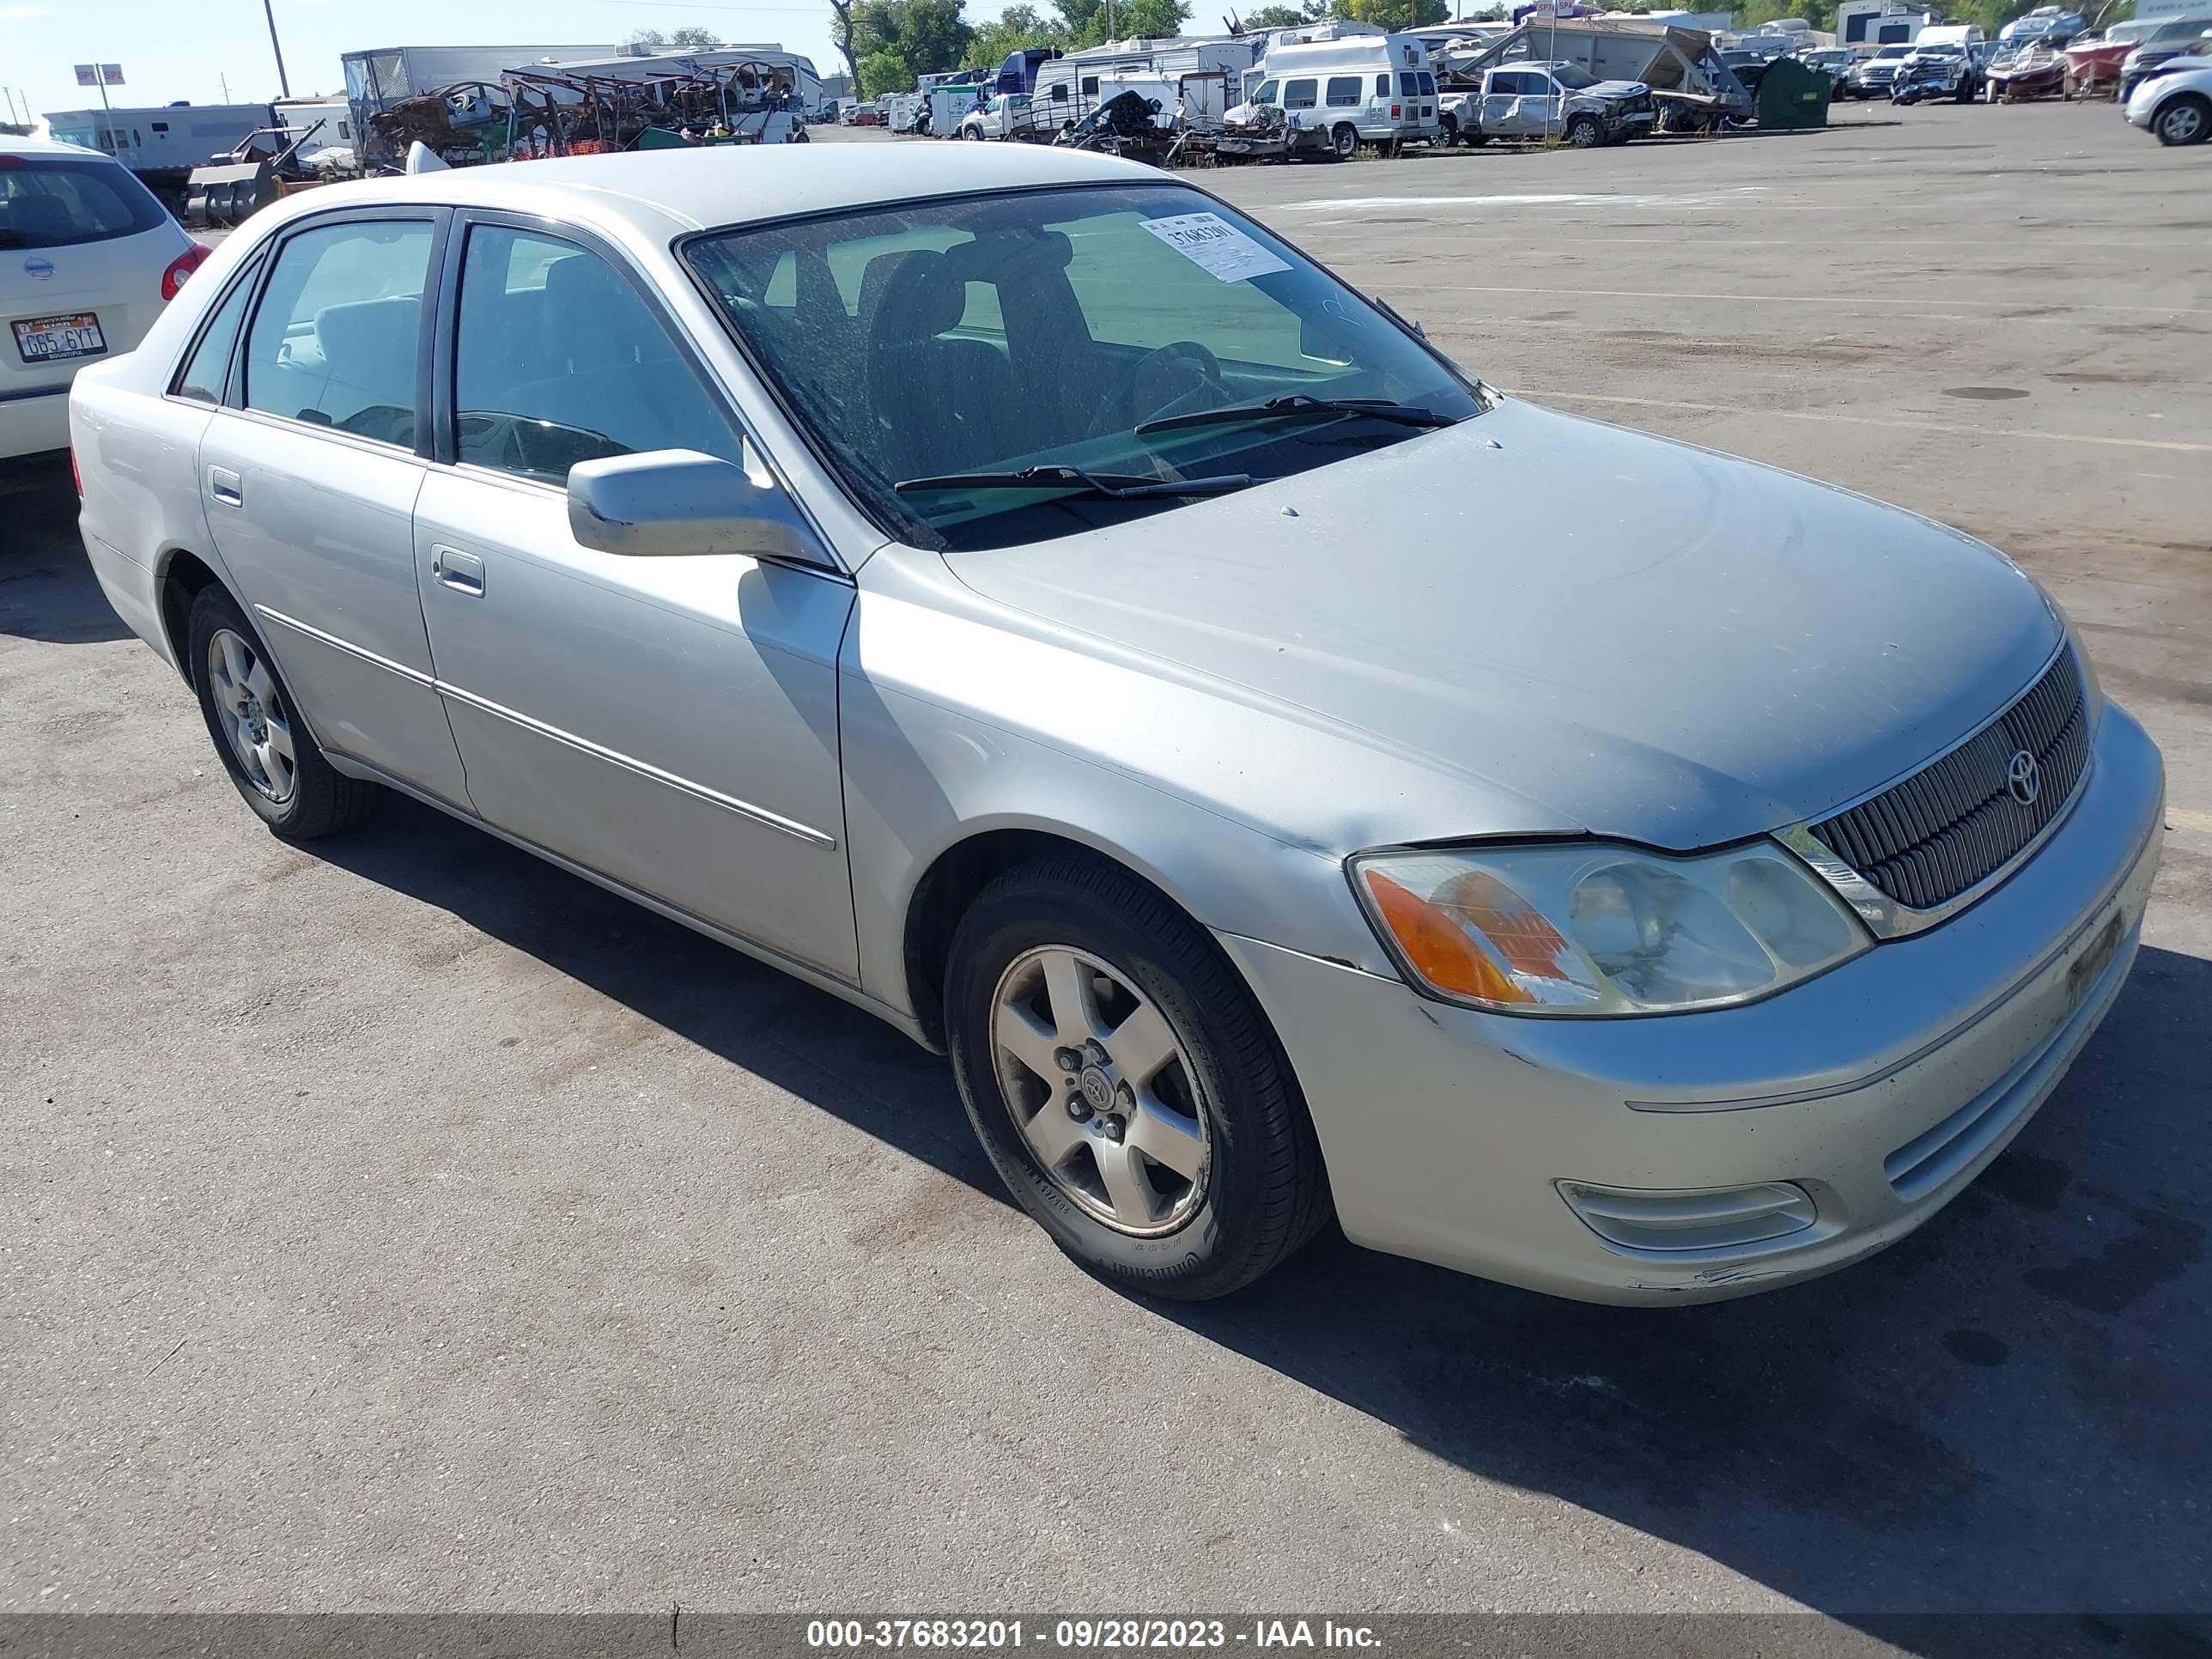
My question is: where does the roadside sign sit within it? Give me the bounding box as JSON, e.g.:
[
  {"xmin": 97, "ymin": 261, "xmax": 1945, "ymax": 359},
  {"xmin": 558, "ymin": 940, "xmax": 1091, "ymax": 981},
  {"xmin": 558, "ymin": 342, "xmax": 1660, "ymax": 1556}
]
[
  {"xmin": 73, "ymin": 64, "xmax": 98, "ymax": 86},
  {"xmin": 102, "ymin": 64, "xmax": 125, "ymax": 84}
]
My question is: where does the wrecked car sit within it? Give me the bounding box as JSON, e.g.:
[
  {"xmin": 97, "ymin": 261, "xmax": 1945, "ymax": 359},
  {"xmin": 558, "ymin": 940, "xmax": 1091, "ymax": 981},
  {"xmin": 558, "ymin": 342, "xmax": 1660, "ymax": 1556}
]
[
  {"xmin": 1443, "ymin": 63, "xmax": 1656, "ymax": 146},
  {"xmin": 1435, "ymin": 18, "xmax": 1750, "ymax": 133}
]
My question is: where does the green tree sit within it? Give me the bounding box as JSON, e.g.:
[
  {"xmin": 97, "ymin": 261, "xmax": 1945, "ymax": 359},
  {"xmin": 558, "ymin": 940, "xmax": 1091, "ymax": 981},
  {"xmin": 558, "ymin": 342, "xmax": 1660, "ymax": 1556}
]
[
  {"xmin": 963, "ymin": 4, "xmax": 1058, "ymax": 71},
  {"xmin": 854, "ymin": 0, "xmax": 976, "ymax": 76},
  {"xmin": 859, "ymin": 46, "xmax": 914, "ymax": 93},
  {"xmin": 668, "ymin": 25, "xmax": 723, "ymax": 48},
  {"xmin": 624, "ymin": 27, "xmax": 666, "ymax": 51},
  {"xmin": 1053, "ymin": 0, "xmax": 1193, "ymax": 46},
  {"xmin": 1333, "ymin": 0, "xmax": 1446, "ymax": 27},
  {"xmin": 1237, "ymin": 3, "xmax": 1316, "ymax": 26}
]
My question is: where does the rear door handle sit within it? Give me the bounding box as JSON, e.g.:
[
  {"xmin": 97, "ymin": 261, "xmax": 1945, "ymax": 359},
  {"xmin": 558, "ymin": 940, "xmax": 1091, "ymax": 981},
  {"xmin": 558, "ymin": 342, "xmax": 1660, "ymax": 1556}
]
[
  {"xmin": 208, "ymin": 466, "xmax": 243, "ymax": 507},
  {"xmin": 431, "ymin": 544, "xmax": 484, "ymax": 597}
]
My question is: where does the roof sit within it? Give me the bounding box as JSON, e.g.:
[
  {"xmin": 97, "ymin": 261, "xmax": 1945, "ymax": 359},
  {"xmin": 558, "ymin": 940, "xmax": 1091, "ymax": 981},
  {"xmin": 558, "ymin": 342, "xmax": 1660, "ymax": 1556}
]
[
  {"xmin": 255, "ymin": 141, "xmax": 1158, "ymax": 238},
  {"xmin": 0, "ymin": 131, "xmax": 110, "ymax": 158}
]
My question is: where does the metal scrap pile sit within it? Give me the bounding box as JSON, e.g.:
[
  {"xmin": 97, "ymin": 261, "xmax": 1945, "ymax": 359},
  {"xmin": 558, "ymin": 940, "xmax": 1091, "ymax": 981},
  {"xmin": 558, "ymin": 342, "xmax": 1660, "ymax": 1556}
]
[{"xmin": 367, "ymin": 60, "xmax": 809, "ymax": 168}]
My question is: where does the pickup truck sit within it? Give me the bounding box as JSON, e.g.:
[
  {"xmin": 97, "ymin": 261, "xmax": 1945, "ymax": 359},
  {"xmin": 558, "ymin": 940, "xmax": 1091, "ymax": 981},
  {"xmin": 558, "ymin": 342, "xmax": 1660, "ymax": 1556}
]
[
  {"xmin": 957, "ymin": 92, "xmax": 1061, "ymax": 141},
  {"xmin": 1438, "ymin": 61, "xmax": 1657, "ymax": 145}
]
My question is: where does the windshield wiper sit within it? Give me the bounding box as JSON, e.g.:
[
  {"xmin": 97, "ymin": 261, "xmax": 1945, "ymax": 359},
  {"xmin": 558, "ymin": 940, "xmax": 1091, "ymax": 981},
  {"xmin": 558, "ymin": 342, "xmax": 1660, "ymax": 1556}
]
[
  {"xmin": 894, "ymin": 465, "xmax": 1254, "ymax": 500},
  {"xmin": 1135, "ymin": 395, "xmax": 1461, "ymax": 438}
]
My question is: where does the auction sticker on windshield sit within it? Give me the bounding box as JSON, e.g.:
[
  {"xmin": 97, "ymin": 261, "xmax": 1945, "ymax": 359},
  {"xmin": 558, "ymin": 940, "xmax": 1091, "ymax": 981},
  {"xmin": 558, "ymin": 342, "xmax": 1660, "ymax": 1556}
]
[{"xmin": 1139, "ymin": 213, "xmax": 1291, "ymax": 283}]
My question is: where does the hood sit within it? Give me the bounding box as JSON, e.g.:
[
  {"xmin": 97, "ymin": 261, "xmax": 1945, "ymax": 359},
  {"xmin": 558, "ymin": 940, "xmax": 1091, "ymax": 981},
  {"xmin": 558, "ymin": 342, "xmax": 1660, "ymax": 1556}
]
[
  {"xmin": 1574, "ymin": 78, "xmax": 1650, "ymax": 100},
  {"xmin": 943, "ymin": 401, "xmax": 2061, "ymax": 852}
]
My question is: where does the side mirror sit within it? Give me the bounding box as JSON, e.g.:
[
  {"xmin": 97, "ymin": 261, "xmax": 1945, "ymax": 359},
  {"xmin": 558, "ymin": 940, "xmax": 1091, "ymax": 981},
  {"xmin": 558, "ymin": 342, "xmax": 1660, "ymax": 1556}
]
[{"xmin": 567, "ymin": 448, "xmax": 834, "ymax": 567}]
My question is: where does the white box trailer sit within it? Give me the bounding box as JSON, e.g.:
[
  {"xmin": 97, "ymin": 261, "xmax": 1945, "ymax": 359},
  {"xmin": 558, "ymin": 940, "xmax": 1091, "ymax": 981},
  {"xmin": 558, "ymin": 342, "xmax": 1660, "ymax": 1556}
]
[
  {"xmin": 1032, "ymin": 36, "xmax": 1264, "ymax": 127},
  {"xmin": 41, "ymin": 103, "xmax": 276, "ymax": 207}
]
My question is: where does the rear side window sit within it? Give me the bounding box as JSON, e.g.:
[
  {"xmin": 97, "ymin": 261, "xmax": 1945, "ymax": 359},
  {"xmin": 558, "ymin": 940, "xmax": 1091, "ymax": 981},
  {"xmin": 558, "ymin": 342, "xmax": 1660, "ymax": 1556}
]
[
  {"xmin": 173, "ymin": 257, "xmax": 262, "ymax": 404},
  {"xmin": 453, "ymin": 224, "xmax": 738, "ymax": 487},
  {"xmin": 1326, "ymin": 75, "xmax": 1363, "ymax": 106},
  {"xmin": 1284, "ymin": 77, "xmax": 1319, "ymax": 108},
  {"xmin": 1376, "ymin": 73, "xmax": 1391, "ymax": 95},
  {"xmin": 0, "ymin": 156, "xmax": 169, "ymax": 251},
  {"xmin": 242, "ymin": 218, "xmax": 433, "ymax": 447}
]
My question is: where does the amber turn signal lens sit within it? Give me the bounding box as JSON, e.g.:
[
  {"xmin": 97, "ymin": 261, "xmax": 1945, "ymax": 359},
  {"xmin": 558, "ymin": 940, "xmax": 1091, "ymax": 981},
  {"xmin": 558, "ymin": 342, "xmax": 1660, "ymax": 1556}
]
[{"xmin": 1362, "ymin": 868, "xmax": 1533, "ymax": 1005}]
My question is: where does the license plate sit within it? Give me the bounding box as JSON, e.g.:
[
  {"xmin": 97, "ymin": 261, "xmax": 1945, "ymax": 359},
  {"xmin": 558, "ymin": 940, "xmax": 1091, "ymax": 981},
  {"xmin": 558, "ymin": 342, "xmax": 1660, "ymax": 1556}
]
[
  {"xmin": 12, "ymin": 313, "xmax": 106, "ymax": 364},
  {"xmin": 2064, "ymin": 908, "xmax": 2125, "ymax": 1008}
]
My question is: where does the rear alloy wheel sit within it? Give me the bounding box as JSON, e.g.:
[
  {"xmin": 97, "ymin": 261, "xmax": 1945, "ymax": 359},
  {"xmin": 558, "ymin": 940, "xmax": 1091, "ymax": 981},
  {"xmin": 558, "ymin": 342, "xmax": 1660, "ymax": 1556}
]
[
  {"xmin": 2155, "ymin": 94, "xmax": 2209, "ymax": 145},
  {"xmin": 187, "ymin": 586, "xmax": 379, "ymax": 840},
  {"xmin": 945, "ymin": 853, "xmax": 1331, "ymax": 1299},
  {"xmin": 1567, "ymin": 112, "xmax": 1604, "ymax": 147},
  {"xmin": 1331, "ymin": 122, "xmax": 1358, "ymax": 158}
]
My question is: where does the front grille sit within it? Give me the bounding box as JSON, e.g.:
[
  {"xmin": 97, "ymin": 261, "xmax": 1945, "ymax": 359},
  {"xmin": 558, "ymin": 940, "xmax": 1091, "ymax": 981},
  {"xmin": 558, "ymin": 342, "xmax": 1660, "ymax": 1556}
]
[{"xmin": 1811, "ymin": 647, "xmax": 2088, "ymax": 912}]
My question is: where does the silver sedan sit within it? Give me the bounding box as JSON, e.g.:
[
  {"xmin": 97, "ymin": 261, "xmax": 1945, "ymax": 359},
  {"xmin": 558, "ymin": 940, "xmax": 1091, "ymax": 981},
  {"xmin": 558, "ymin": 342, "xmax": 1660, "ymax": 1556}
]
[{"xmin": 70, "ymin": 145, "xmax": 2164, "ymax": 1304}]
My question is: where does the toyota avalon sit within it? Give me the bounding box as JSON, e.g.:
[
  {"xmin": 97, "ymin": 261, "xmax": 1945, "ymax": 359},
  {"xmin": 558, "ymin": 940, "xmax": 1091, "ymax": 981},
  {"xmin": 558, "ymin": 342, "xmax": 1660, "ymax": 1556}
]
[{"xmin": 69, "ymin": 145, "xmax": 2165, "ymax": 1303}]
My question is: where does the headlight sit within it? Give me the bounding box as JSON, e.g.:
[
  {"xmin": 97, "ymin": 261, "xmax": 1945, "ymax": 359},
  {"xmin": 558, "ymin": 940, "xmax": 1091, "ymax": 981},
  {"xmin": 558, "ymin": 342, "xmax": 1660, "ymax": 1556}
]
[{"xmin": 1349, "ymin": 841, "xmax": 1871, "ymax": 1017}]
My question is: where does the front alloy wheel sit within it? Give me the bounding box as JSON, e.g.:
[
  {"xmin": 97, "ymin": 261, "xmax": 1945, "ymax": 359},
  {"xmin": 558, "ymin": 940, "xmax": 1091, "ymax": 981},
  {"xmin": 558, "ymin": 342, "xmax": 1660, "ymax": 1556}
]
[
  {"xmin": 2155, "ymin": 95, "xmax": 2209, "ymax": 144},
  {"xmin": 945, "ymin": 852, "xmax": 1331, "ymax": 1299},
  {"xmin": 991, "ymin": 945, "xmax": 1210, "ymax": 1236}
]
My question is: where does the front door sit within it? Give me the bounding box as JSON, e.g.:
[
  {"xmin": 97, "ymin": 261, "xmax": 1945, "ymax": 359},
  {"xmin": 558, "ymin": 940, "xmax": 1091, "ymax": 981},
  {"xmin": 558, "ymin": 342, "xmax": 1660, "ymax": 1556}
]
[
  {"xmin": 197, "ymin": 210, "xmax": 470, "ymax": 805},
  {"xmin": 410, "ymin": 218, "xmax": 860, "ymax": 978}
]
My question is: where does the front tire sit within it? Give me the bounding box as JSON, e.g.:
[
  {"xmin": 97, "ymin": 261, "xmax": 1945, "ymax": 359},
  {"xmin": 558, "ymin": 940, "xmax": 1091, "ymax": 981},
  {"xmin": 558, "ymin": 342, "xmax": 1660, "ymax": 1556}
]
[
  {"xmin": 2155, "ymin": 94, "xmax": 2210, "ymax": 144},
  {"xmin": 187, "ymin": 586, "xmax": 379, "ymax": 840},
  {"xmin": 945, "ymin": 853, "xmax": 1331, "ymax": 1301},
  {"xmin": 1566, "ymin": 112, "xmax": 1603, "ymax": 147},
  {"xmin": 1331, "ymin": 122, "xmax": 1358, "ymax": 159}
]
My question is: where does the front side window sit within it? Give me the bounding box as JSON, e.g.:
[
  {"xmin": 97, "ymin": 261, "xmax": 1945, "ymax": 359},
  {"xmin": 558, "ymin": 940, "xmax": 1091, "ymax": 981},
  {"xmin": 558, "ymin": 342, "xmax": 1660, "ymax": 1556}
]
[
  {"xmin": 173, "ymin": 256, "xmax": 263, "ymax": 404},
  {"xmin": 1326, "ymin": 75, "xmax": 1363, "ymax": 106},
  {"xmin": 242, "ymin": 218, "xmax": 432, "ymax": 446},
  {"xmin": 0, "ymin": 157, "xmax": 169, "ymax": 250},
  {"xmin": 1283, "ymin": 77, "xmax": 1319, "ymax": 108},
  {"xmin": 686, "ymin": 184, "xmax": 1482, "ymax": 553},
  {"xmin": 453, "ymin": 225, "xmax": 737, "ymax": 487},
  {"xmin": 1254, "ymin": 78, "xmax": 1279, "ymax": 104}
]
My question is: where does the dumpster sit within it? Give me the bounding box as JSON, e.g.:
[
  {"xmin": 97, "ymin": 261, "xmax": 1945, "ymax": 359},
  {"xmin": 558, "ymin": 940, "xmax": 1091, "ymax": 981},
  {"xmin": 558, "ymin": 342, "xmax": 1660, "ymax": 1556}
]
[{"xmin": 1754, "ymin": 55, "xmax": 1832, "ymax": 127}]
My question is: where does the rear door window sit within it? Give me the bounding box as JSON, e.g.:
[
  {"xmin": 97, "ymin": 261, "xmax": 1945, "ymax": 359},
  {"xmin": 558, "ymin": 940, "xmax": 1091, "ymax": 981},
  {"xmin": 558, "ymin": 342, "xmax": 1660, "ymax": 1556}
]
[
  {"xmin": 240, "ymin": 218, "xmax": 434, "ymax": 447},
  {"xmin": 0, "ymin": 156, "xmax": 169, "ymax": 250},
  {"xmin": 1400, "ymin": 71, "xmax": 1420, "ymax": 95},
  {"xmin": 1418, "ymin": 71, "xmax": 1437, "ymax": 94}
]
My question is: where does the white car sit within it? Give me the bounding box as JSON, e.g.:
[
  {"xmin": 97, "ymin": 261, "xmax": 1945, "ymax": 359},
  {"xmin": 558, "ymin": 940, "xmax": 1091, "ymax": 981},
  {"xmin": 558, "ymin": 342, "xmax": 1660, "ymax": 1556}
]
[
  {"xmin": 3, "ymin": 133, "xmax": 204, "ymax": 459},
  {"xmin": 2125, "ymin": 55, "xmax": 2212, "ymax": 144}
]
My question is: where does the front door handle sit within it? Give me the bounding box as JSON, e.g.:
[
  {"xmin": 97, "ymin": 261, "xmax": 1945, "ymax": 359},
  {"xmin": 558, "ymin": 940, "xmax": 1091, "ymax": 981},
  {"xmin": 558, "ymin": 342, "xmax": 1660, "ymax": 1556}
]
[
  {"xmin": 431, "ymin": 545, "xmax": 484, "ymax": 598},
  {"xmin": 208, "ymin": 466, "xmax": 243, "ymax": 507}
]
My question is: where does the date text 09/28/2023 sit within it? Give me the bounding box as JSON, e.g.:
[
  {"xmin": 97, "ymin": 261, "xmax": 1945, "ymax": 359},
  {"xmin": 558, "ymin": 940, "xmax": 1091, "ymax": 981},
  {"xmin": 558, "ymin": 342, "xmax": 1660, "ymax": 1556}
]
[{"xmin": 805, "ymin": 1620, "xmax": 1384, "ymax": 1650}]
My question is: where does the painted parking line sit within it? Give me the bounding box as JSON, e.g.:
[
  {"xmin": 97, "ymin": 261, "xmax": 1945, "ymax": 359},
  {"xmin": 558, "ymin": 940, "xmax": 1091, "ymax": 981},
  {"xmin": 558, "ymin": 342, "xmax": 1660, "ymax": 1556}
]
[
  {"xmin": 1495, "ymin": 388, "xmax": 2212, "ymax": 456},
  {"xmin": 2170, "ymin": 809, "xmax": 2212, "ymax": 838}
]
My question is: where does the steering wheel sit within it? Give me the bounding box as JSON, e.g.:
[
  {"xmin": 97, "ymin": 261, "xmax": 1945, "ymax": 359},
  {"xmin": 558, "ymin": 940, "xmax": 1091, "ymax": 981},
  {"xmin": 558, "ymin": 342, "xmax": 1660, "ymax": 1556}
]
[{"xmin": 1127, "ymin": 339, "xmax": 1230, "ymax": 429}]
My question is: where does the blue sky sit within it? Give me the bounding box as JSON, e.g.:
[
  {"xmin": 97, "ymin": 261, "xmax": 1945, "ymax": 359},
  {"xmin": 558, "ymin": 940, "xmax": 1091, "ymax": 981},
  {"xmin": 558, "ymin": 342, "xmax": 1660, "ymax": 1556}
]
[{"xmin": 3, "ymin": 0, "xmax": 1243, "ymax": 125}]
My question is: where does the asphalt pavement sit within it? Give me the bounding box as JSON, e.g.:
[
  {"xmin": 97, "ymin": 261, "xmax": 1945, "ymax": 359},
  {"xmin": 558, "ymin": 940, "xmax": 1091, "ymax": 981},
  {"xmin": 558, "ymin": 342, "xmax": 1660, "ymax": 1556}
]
[{"xmin": 3, "ymin": 100, "xmax": 2208, "ymax": 1645}]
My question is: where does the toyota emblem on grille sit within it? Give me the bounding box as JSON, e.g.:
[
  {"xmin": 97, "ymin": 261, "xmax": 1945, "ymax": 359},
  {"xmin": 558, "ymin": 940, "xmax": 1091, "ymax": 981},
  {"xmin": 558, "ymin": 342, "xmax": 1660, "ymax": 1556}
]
[{"xmin": 2006, "ymin": 749, "xmax": 2042, "ymax": 807}]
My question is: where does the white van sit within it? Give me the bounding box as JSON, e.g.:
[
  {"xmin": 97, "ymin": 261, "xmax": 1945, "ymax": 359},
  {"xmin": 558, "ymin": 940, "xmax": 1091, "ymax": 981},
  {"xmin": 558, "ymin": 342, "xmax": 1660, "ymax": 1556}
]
[{"xmin": 1239, "ymin": 27, "xmax": 1440, "ymax": 156}]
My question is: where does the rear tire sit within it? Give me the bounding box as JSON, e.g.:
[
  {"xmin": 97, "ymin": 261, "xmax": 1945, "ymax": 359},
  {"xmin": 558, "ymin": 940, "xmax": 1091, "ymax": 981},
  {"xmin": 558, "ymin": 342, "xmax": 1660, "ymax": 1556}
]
[
  {"xmin": 944, "ymin": 852, "xmax": 1332, "ymax": 1301},
  {"xmin": 187, "ymin": 586, "xmax": 380, "ymax": 840}
]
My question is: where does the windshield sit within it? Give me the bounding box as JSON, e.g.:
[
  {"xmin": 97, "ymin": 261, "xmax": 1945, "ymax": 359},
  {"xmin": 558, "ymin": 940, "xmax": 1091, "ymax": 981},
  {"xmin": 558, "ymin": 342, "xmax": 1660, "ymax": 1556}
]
[
  {"xmin": 1550, "ymin": 64, "xmax": 1600, "ymax": 88},
  {"xmin": 1873, "ymin": 46, "xmax": 1911, "ymax": 58},
  {"xmin": 0, "ymin": 155, "xmax": 171, "ymax": 251},
  {"xmin": 685, "ymin": 183, "xmax": 1483, "ymax": 552}
]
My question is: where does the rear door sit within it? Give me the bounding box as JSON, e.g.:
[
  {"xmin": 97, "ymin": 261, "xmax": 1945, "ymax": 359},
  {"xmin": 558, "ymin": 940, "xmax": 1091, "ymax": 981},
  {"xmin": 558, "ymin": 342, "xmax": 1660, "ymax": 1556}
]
[
  {"xmin": 195, "ymin": 208, "xmax": 471, "ymax": 805},
  {"xmin": 409, "ymin": 213, "xmax": 859, "ymax": 977}
]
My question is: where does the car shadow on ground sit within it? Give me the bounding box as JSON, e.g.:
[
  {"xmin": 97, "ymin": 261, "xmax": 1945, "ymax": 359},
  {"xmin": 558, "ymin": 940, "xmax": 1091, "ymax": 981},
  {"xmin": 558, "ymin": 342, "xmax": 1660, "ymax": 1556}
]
[
  {"xmin": 305, "ymin": 793, "xmax": 2212, "ymax": 1651},
  {"xmin": 0, "ymin": 459, "xmax": 131, "ymax": 645}
]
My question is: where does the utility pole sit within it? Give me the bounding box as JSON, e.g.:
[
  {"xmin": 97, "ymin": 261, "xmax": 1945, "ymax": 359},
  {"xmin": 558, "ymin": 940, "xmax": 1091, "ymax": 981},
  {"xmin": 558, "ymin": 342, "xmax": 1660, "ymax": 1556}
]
[
  {"xmin": 262, "ymin": 0, "xmax": 292, "ymax": 98},
  {"xmin": 221, "ymin": 72, "xmax": 231, "ymax": 101}
]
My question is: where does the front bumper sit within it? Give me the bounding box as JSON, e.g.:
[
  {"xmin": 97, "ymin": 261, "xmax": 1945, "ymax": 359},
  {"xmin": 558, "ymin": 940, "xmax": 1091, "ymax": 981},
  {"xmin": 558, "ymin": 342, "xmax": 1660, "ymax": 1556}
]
[{"xmin": 1218, "ymin": 703, "xmax": 2166, "ymax": 1304}]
